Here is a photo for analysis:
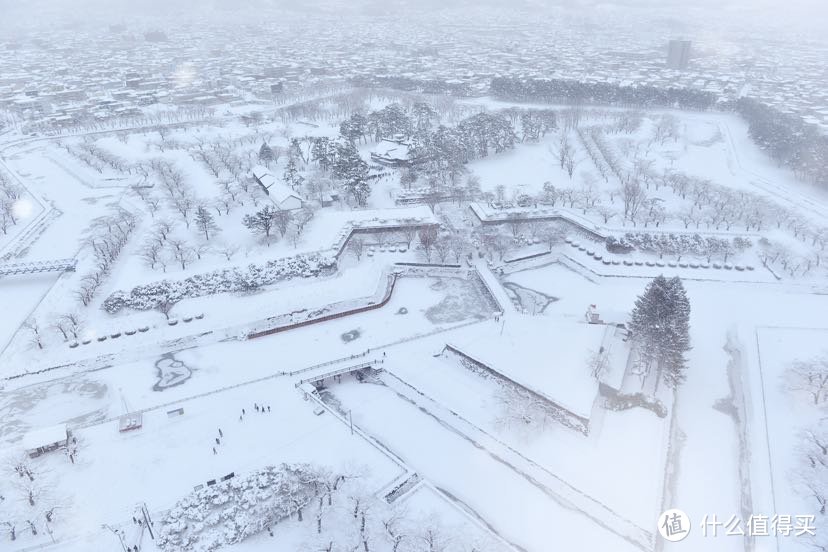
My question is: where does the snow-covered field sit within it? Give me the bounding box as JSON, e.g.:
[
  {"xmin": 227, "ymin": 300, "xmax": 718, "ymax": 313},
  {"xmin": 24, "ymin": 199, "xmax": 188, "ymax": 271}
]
[{"xmin": 2, "ymin": 90, "xmax": 826, "ymax": 552}]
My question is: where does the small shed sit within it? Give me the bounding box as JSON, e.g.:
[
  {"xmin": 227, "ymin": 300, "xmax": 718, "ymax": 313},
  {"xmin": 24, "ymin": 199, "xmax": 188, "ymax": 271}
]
[
  {"xmin": 22, "ymin": 424, "xmax": 69, "ymax": 458},
  {"xmin": 119, "ymin": 412, "xmax": 144, "ymax": 432},
  {"xmin": 585, "ymin": 304, "xmax": 603, "ymax": 324}
]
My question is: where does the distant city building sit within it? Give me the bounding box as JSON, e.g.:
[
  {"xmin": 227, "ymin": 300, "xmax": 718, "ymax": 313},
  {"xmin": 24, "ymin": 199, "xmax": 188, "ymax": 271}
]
[
  {"xmin": 666, "ymin": 40, "xmax": 692, "ymax": 70},
  {"xmin": 144, "ymin": 31, "xmax": 168, "ymax": 43}
]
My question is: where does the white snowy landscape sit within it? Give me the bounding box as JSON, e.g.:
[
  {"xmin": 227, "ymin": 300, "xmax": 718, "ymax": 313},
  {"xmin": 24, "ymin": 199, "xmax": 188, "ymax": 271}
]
[{"xmin": 0, "ymin": 1, "xmax": 826, "ymax": 551}]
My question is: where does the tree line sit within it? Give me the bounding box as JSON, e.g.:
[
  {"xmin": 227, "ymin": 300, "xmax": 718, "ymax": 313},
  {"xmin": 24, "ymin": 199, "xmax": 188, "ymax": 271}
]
[
  {"xmin": 735, "ymin": 97, "xmax": 828, "ymax": 188},
  {"xmin": 490, "ymin": 77, "xmax": 828, "ymax": 190},
  {"xmin": 490, "ymin": 77, "xmax": 718, "ymax": 111}
]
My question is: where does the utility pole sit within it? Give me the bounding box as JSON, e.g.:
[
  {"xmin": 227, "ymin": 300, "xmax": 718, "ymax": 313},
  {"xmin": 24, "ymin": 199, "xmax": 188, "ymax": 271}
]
[
  {"xmin": 141, "ymin": 502, "xmax": 155, "ymax": 540},
  {"xmin": 102, "ymin": 524, "xmax": 128, "ymax": 552},
  {"xmin": 349, "ymin": 410, "xmax": 353, "ymax": 435}
]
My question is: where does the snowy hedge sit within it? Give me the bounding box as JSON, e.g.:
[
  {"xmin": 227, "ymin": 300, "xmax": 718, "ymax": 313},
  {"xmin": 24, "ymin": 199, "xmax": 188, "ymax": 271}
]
[
  {"xmin": 102, "ymin": 253, "xmax": 336, "ymax": 314},
  {"xmin": 158, "ymin": 464, "xmax": 329, "ymax": 552},
  {"xmin": 606, "ymin": 232, "xmax": 752, "ymax": 259}
]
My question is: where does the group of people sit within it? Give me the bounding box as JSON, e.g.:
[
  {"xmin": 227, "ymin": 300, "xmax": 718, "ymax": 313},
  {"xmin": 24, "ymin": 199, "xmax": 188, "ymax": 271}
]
[
  {"xmin": 237, "ymin": 402, "xmax": 272, "ymax": 422},
  {"xmin": 212, "ymin": 427, "xmax": 224, "ymax": 455},
  {"xmin": 128, "ymin": 515, "xmax": 145, "ymax": 551},
  {"xmin": 212, "ymin": 402, "xmax": 275, "ymax": 454}
]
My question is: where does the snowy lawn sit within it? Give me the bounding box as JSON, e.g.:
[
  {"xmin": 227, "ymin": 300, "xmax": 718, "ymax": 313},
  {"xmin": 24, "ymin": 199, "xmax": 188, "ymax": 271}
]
[
  {"xmin": 754, "ymin": 327, "xmax": 828, "ymax": 552},
  {"xmin": 1, "ymin": 377, "xmax": 403, "ymax": 550},
  {"xmin": 327, "ymin": 377, "xmax": 644, "ymax": 552},
  {"xmin": 383, "ymin": 339, "xmax": 668, "ymax": 529}
]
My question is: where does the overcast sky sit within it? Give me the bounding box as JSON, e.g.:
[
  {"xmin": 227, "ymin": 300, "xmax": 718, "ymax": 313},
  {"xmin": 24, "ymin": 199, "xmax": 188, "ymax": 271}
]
[{"xmin": 1, "ymin": 0, "xmax": 825, "ymax": 35}]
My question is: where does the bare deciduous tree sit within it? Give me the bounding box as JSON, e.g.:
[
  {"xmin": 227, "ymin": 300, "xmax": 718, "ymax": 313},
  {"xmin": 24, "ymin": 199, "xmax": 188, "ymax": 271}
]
[
  {"xmin": 168, "ymin": 240, "xmax": 196, "ymax": 270},
  {"xmin": 22, "ymin": 319, "xmax": 44, "ymax": 350},
  {"xmin": 588, "ymin": 348, "xmax": 610, "ymax": 380},
  {"xmin": 794, "ymin": 424, "xmax": 827, "ymax": 516},
  {"xmin": 417, "ymin": 226, "xmax": 439, "ymax": 262},
  {"xmin": 786, "ymin": 355, "xmax": 828, "ymax": 406},
  {"xmin": 348, "ymin": 236, "xmax": 365, "ymax": 261},
  {"xmin": 141, "ymin": 240, "xmax": 163, "ymax": 270},
  {"xmin": 621, "ymin": 178, "xmax": 647, "ymax": 225}
]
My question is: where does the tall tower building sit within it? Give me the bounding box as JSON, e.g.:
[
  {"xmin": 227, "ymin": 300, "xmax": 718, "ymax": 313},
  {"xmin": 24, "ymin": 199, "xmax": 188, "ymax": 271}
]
[{"xmin": 666, "ymin": 40, "xmax": 692, "ymax": 70}]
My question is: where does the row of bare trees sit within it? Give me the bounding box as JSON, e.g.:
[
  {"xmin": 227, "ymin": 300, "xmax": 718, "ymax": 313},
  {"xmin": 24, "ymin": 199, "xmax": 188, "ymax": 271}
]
[
  {"xmin": 75, "ymin": 207, "xmax": 138, "ymax": 307},
  {"xmin": 0, "ymin": 170, "xmax": 23, "ymax": 235},
  {"xmin": 1, "ymin": 450, "xmax": 70, "ymax": 543},
  {"xmin": 22, "ymin": 312, "xmax": 84, "ymax": 350},
  {"xmin": 785, "ymin": 353, "xmax": 827, "ymax": 550},
  {"xmin": 30, "ymin": 106, "xmax": 213, "ymax": 138},
  {"xmin": 61, "ymin": 140, "xmax": 130, "ymax": 175}
]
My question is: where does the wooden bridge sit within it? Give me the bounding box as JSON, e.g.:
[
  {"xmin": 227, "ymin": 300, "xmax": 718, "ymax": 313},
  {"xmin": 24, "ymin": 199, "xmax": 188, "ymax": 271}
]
[{"xmin": 0, "ymin": 258, "xmax": 77, "ymax": 276}]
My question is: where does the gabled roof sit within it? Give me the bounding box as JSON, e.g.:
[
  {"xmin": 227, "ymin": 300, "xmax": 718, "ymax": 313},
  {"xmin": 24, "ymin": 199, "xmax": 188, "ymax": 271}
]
[
  {"xmin": 251, "ymin": 166, "xmax": 303, "ymax": 207},
  {"xmin": 269, "ymin": 181, "xmax": 303, "ymax": 206}
]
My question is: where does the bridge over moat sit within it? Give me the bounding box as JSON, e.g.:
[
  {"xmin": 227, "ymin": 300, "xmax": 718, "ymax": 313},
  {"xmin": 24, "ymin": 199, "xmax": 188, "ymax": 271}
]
[{"xmin": 0, "ymin": 258, "xmax": 77, "ymax": 277}]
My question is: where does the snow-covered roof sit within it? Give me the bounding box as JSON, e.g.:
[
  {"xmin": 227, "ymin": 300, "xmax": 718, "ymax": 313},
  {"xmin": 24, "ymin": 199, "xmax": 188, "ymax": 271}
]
[
  {"xmin": 252, "ymin": 165, "xmax": 270, "ymax": 180},
  {"xmin": 371, "ymin": 139, "xmax": 411, "ymax": 162},
  {"xmin": 251, "ymin": 166, "xmax": 303, "ymax": 207},
  {"xmin": 21, "ymin": 424, "xmax": 68, "ymax": 451},
  {"xmin": 268, "ymin": 181, "xmax": 303, "ymax": 206}
]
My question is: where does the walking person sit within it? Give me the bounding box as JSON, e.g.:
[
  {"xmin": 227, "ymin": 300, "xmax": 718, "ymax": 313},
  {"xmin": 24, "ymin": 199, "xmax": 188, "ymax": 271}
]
[{"xmin": 218, "ymin": 428, "xmax": 223, "ymax": 438}]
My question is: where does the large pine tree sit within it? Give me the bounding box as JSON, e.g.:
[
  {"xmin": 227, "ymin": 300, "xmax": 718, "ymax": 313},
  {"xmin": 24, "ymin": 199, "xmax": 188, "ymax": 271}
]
[
  {"xmin": 258, "ymin": 142, "xmax": 274, "ymax": 166},
  {"xmin": 629, "ymin": 275, "xmax": 692, "ymax": 390}
]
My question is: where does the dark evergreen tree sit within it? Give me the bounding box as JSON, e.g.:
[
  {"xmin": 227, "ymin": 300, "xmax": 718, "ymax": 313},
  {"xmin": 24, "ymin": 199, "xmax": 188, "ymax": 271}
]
[
  {"xmin": 340, "ymin": 113, "xmax": 369, "ymax": 144},
  {"xmin": 368, "ymin": 104, "xmax": 413, "ymax": 141},
  {"xmin": 411, "ymin": 101, "xmax": 437, "ymax": 133},
  {"xmin": 288, "ymin": 138, "xmax": 303, "ymax": 164},
  {"xmin": 311, "ymin": 137, "xmax": 336, "ymax": 172},
  {"xmin": 194, "ymin": 206, "xmax": 219, "ymax": 241},
  {"xmin": 243, "ymin": 205, "xmax": 278, "ymax": 242},
  {"xmin": 333, "ymin": 142, "xmax": 370, "ymax": 206},
  {"xmin": 258, "ymin": 142, "xmax": 274, "ymax": 166},
  {"xmin": 629, "ymin": 275, "xmax": 692, "ymax": 390},
  {"xmin": 283, "ymin": 157, "xmax": 303, "ymax": 190}
]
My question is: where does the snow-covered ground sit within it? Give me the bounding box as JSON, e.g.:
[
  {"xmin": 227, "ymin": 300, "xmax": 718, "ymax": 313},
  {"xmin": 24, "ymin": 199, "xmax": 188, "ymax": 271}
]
[{"xmin": 2, "ymin": 92, "xmax": 826, "ymax": 552}]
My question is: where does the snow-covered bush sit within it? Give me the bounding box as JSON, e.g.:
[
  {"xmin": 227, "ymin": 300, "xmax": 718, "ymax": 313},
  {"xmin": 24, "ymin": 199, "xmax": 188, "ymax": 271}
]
[
  {"xmin": 102, "ymin": 253, "xmax": 336, "ymax": 314},
  {"xmin": 607, "ymin": 232, "xmax": 752, "ymax": 261},
  {"xmin": 157, "ymin": 463, "xmax": 330, "ymax": 552},
  {"xmin": 605, "ymin": 235, "xmax": 634, "ymax": 253}
]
